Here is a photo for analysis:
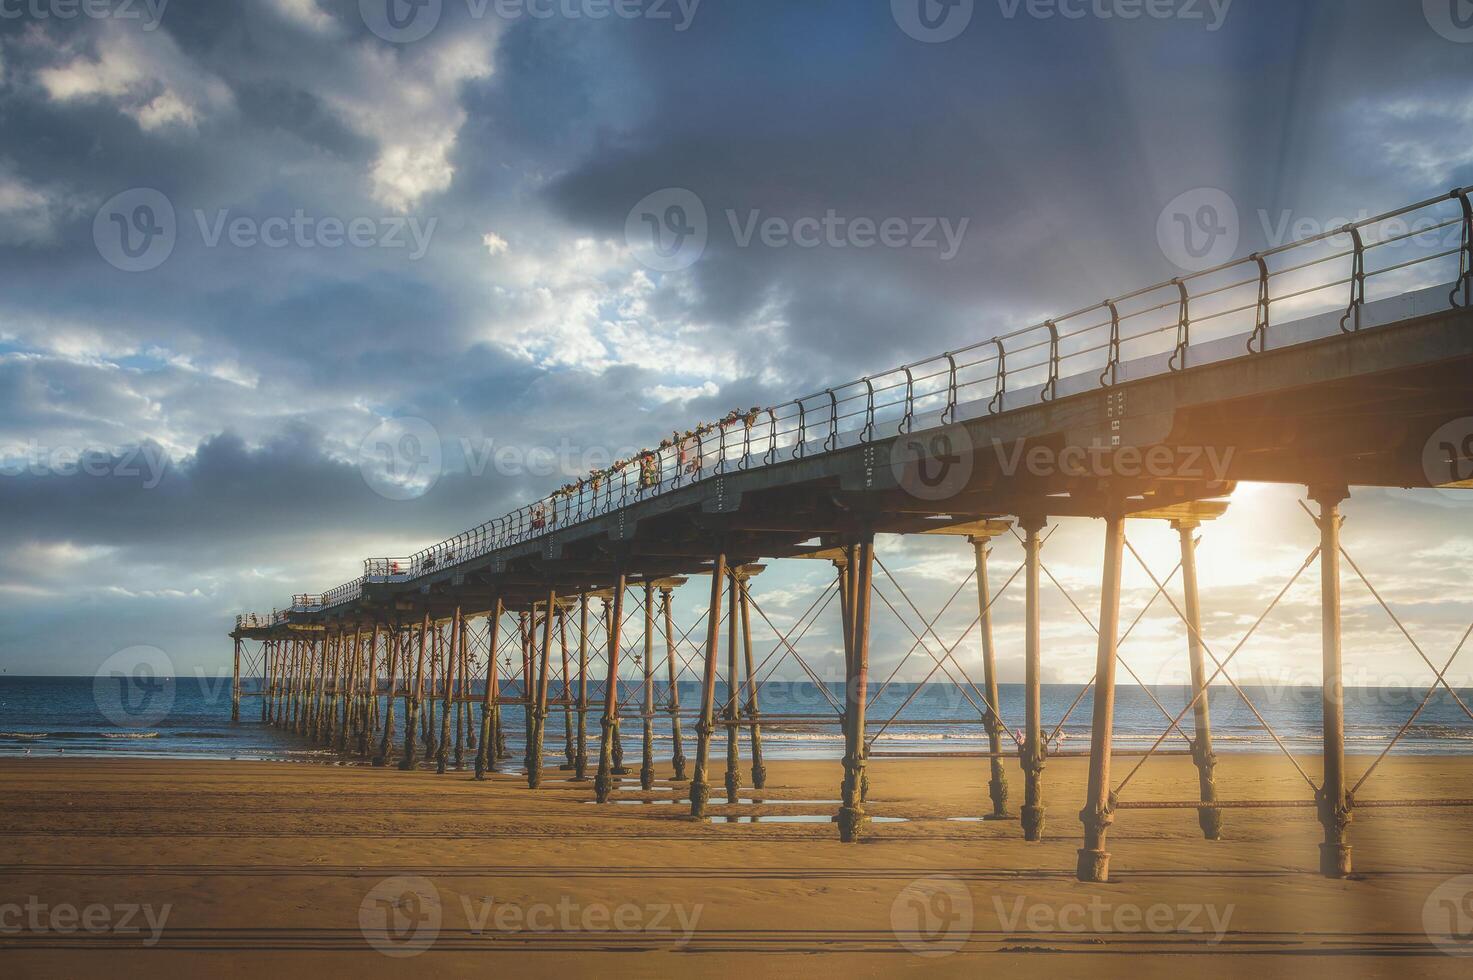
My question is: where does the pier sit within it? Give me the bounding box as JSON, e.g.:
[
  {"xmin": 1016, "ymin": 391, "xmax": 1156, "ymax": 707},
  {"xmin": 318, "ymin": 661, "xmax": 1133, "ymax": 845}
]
[{"xmin": 232, "ymin": 187, "xmax": 1473, "ymax": 882}]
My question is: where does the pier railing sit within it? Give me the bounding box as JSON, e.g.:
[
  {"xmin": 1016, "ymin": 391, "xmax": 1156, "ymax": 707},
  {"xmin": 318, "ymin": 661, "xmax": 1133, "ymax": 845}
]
[
  {"xmin": 281, "ymin": 187, "xmax": 1472, "ymax": 615},
  {"xmin": 235, "ymin": 611, "xmax": 289, "ymax": 629}
]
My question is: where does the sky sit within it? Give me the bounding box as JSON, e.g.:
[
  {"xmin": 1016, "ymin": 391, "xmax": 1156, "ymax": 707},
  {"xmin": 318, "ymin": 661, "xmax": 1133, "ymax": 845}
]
[{"xmin": 0, "ymin": 0, "xmax": 1471, "ymax": 689}]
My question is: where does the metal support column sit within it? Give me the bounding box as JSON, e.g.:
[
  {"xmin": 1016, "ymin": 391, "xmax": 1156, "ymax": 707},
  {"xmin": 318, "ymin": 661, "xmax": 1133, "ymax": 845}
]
[
  {"xmin": 375, "ymin": 624, "xmax": 399, "ymax": 767},
  {"xmin": 476, "ymin": 599, "xmax": 503, "ymax": 780},
  {"xmin": 739, "ymin": 573, "xmax": 766, "ymax": 790},
  {"xmin": 725, "ymin": 569, "xmax": 742, "ymax": 803},
  {"xmin": 231, "ymin": 638, "xmax": 242, "ymax": 723},
  {"xmin": 838, "ymin": 537, "xmax": 873, "ymax": 842},
  {"xmin": 438, "ymin": 608, "xmax": 461, "ymax": 774},
  {"xmin": 573, "ymin": 595, "xmax": 590, "ymax": 781},
  {"xmin": 1313, "ymin": 484, "xmax": 1353, "ymax": 877},
  {"xmin": 641, "ymin": 581, "xmax": 657, "ymax": 791},
  {"xmin": 1175, "ymin": 519, "xmax": 1221, "ymax": 839},
  {"xmin": 662, "ymin": 585, "xmax": 688, "ymax": 781},
  {"xmin": 971, "ymin": 528, "xmax": 1010, "ymax": 819},
  {"xmin": 1078, "ymin": 511, "xmax": 1126, "ymax": 882},
  {"xmin": 399, "ymin": 613, "xmax": 428, "ymax": 770},
  {"xmin": 691, "ymin": 552, "xmax": 728, "ymax": 818},
  {"xmin": 1020, "ymin": 514, "xmax": 1047, "ymax": 841},
  {"xmin": 595, "ymin": 576, "xmax": 627, "ymax": 802},
  {"xmin": 529, "ymin": 591, "xmax": 555, "ymax": 788}
]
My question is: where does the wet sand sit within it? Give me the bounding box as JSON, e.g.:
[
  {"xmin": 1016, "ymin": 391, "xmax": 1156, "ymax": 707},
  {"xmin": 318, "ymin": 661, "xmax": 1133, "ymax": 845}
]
[{"xmin": 2, "ymin": 753, "xmax": 1471, "ymax": 977}]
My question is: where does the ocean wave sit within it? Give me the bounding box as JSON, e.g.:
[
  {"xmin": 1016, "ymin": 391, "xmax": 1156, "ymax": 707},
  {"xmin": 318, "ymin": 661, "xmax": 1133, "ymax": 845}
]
[{"xmin": 1, "ymin": 729, "xmax": 168, "ymax": 741}]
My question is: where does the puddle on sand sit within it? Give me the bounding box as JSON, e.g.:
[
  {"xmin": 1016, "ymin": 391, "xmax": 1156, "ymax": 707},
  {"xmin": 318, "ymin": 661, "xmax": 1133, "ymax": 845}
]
[
  {"xmin": 708, "ymin": 814, "xmax": 909, "ymax": 824},
  {"xmin": 583, "ymin": 799, "xmax": 676, "ymax": 806},
  {"xmin": 711, "ymin": 799, "xmax": 843, "ymax": 805}
]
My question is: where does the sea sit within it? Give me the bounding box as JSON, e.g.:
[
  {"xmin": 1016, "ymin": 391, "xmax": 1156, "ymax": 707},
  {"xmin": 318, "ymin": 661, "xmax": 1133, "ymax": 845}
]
[{"xmin": 1, "ymin": 676, "xmax": 1470, "ymax": 762}]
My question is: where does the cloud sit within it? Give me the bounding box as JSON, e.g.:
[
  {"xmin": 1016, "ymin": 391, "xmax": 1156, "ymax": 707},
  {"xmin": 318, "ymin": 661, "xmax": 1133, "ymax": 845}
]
[
  {"xmin": 0, "ymin": 163, "xmax": 70, "ymax": 245},
  {"xmin": 315, "ymin": 33, "xmax": 496, "ymax": 211},
  {"xmin": 36, "ymin": 21, "xmax": 233, "ymax": 131},
  {"xmin": 267, "ymin": 0, "xmax": 340, "ymax": 35}
]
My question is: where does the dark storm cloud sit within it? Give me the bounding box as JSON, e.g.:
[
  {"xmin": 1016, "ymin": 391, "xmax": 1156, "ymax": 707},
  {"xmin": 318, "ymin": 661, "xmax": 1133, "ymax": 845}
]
[
  {"xmin": 537, "ymin": 0, "xmax": 1473, "ymax": 371},
  {"xmin": 0, "ymin": 427, "xmax": 511, "ymax": 560}
]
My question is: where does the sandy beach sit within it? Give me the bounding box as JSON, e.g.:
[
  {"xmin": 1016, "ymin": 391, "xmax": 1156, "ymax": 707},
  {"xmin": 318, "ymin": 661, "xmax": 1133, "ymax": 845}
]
[{"xmin": 2, "ymin": 752, "xmax": 1471, "ymax": 978}]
